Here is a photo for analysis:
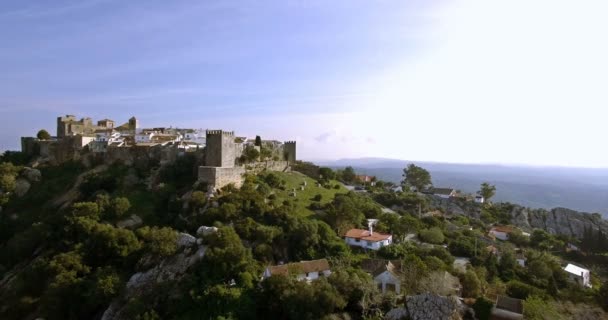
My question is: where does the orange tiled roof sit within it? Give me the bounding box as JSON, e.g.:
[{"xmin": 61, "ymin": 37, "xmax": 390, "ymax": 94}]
[
  {"xmin": 491, "ymin": 226, "xmax": 514, "ymax": 233},
  {"xmin": 344, "ymin": 229, "xmax": 392, "ymax": 242}
]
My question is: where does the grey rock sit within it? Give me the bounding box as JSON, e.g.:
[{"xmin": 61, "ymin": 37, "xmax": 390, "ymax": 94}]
[
  {"xmin": 102, "ymin": 245, "xmax": 206, "ymax": 320},
  {"xmin": 177, "ymin": 233, "xmax": 196, "ymax": 248},
  {"xmin": 385, "ymin": 308, "xmax": 409, "ymax": 320},
  {"xmin": 22, "ymin": 167, "xmax": 42, "ymax": 182},
  {"xmin": 196, "ymin": 225, "xmax": 218, "ymax": 237},
  {"xmin": 405, "ymin": 293, "xmax": 462, "ymax": 320},
  {"xmin": 116, "ymin": 214, "xmax": 143, "ymax": 229},
  {"xmin": 14, "ymin": 179, "xmax": 31, "ymax": 197}
]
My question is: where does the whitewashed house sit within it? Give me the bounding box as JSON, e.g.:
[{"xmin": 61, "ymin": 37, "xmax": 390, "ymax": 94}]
[
  {"xmin": 564, "ymin": 263, "xmax": 592, "ymax": 288},
  {"xmin": 344, "ymin": 227, "xmax": 392, "ymax": 250},
  {"xmin": 516, "ymin": 254, "xmax": 526, "ymax": 267},
  {"xmin": 361, "ymin": 259, "xmax": 402, "ymax": 294},
  {"xmin": 262, "ymin": 259, "xmax": 331, "ymax": 282},
  {"xmin": 489, "ymin": 226, "xmax": 514, "ymax": 241},
  {"xmin": 475, "ymin": 195, "xmax": 485, "ymax": 203}
]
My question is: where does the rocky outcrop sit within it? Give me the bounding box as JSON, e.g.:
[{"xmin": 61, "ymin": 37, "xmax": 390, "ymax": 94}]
[
  {"xmin": 385, "ymin": 308, "xmax": 409, "ymax": 320},
  {"xmin": 101, "ymin": 245, "xmax": 207, "ymax": 320},
  {"xmin": 22, "ymin": 167, "xmax": 41, "ymax": 182},
  {"xmin": 507, "ymin": 206, "xmax": 608, "ymax": 238},
  {"xmin": 196, "ymin": 225, "xmax": 218, "ymax": 237},
  {"xmin": 426, "ymin": 195, "xmax": 608, "ymax": 239},
  {"xmin": 116, "ymin": 214, "xmax": 143, "ymax": 229},
  {"xmin": 14, "ymin": 178, "xmax": 31, "ymax": 197},
  {"xmin": 405, "ymin": 293, "xmax": 462, "ymax": 320},
  {"xmin": 177, "ymin": 233, "xmax": 196, "ymax": 247}
]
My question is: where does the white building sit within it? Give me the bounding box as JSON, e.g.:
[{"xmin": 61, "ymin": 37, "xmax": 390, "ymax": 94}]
[
  {"xmin": 262, "ymin": 259, "xmax": 331, "ymax": 282},
  {"xmin": 489, "ymin": 226, "xmax": 514, "ymax": 241},
  {"xmin": 564, "ymin": 263, "xmax": 592, "ymax": 288},
  {"xmin": 475, "ymin": 195, "xmax": 485, "ymax": 203},
  {"xmin": 361, "ymin": 259, "xmax": 402, "ymax": 294},
  {"xmin": 135, "ymin": 132, "xmax": 155, "ymax": 143},
  {"xmin": 344, "ymin": 227, "xmax": 392, "ymax": 250}
]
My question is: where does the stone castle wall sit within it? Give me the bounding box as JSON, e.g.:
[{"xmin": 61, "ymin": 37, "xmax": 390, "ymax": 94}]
[
  {"xmin": 198, "ymin": 166, "xmax": 246, "ymax": 190},
  {"xmin": 284, "ymin": 141, "xmax": 296, "ymax": 163}
]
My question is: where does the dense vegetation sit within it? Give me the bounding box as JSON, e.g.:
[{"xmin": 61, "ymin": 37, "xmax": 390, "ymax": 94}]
[{"xmin": 1, "ymin": 153, "xmax": 607, "ymax": 319}]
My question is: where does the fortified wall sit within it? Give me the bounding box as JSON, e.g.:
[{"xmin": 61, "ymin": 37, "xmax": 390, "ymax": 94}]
[{"xmin": 198, "ymin": 130, "xmax": 296, "ymax": 191}]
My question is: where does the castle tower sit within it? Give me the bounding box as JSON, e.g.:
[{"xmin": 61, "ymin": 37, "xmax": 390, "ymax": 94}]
[
  {"xmin": 57, "ymin": 115, "xmax": 77, "ymax": 137},
  {"xmin": 205, "ymin": 130, "xmax": 236, "ymax": 167},
  {"xmin": 128, "ymin": 116, "xmax": 139, "ymax": 133},
  {"xmin": 284, "ymin": 141, "xmax": 297, "ymax": 163}
]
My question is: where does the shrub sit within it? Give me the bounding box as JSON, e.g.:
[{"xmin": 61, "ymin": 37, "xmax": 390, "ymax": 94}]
[
  {"xmin": 313, "ymin": 194, "xmax": 322, "ymax": 201},
  {"xmin": 419, "ymin": 227, "xmax": 445, "ymax": 244},
  {"xmin": 472, "ymin": 297, "xmax": 493, "ymax": 320}
]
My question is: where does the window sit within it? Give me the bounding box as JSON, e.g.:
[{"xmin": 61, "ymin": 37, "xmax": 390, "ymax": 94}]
[{"xmin": 355, "ymin": 238, "xmax": 360, "ymax": 242}]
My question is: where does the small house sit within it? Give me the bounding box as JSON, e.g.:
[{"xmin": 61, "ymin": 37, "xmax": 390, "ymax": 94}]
[
  {"xmin": 344, "ymin": 227, "xmax": 392, "ymax": 250},
  {"xmin": 489, "ymin": 226, "xmax": 514, "ymax": 241},
  {"xmin": 475, "ymin": 195, "xmax": 485, "ymax": 203},
  {"xmin": 262, "ymin": 259, "xmax": 331, "ymax": 282},
  {"xmin": 361, "ymin": 259, "xmax": 402, "ymax": 294},
  {"xmin": 564, "ymin": 263, "xmax": 592, "ymax": 288}
]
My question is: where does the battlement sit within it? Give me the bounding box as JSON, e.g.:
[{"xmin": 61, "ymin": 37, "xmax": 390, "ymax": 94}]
[
  {"xmin": 206, "ymin": 130, "xmax": 235, "ymax": 136},
  {"xmin": 284, "ymin": 141, "xmax": 296, "ymax": 144}
]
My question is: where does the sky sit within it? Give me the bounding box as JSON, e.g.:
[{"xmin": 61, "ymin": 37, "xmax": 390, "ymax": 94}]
[{"xmin": 1, "ymin": 0, "xmax": 607, "ymax": 167}]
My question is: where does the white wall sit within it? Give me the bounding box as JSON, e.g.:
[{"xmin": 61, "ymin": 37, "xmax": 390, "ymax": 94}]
[{"xmin": 375, "ymin": 271, "xmax": 401, "ymax": 294}]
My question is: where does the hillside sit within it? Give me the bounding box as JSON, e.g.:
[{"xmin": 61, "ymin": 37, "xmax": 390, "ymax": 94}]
[
  {"xmin": 1, "ymin": 156, "xmax": 608, "ymax": 319},
  {"xmin": 319, "ymin": 158, "xmax": 608, "ymax": 215}
]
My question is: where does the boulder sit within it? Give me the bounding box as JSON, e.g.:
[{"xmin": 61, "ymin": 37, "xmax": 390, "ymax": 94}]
[
  {"xmin": 177, "ymin": 233, "xmax": 196, "ymax": 248},
  {"xmin": 22, "ymin": 168, "xmax": 42, "ymax": 182},
  {"xmin": 386, "ymin": 308, "xmax": 409, "ymax": 320},
  {"xmin": 406, "ymin": 293, "xmax": 462, "ymax": 320},
  {"xmin": 116, "ymin": 214, "xmax": 143, "ymax": 229},
  {"xmin": 196, "ymin": 225, "xmax": 218, "ymax": 237},
  {"xmin": 14, "ymin": 179, "xmax": 31, "ymax": 197}
]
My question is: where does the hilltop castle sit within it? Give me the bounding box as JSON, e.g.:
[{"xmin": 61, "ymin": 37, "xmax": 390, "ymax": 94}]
[{"xmin": 21, "ymin": 114, "xmax": 297, "ymax": 190}]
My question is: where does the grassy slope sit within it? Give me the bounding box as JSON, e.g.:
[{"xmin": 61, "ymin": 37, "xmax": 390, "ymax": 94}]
[{"xmin": 271, "ymin": 171, "xmax": 347, "ymax": 216}]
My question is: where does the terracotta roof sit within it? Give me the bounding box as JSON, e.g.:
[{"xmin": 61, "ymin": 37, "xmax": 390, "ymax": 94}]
[
  {"xmin": 356, "ymin": 175, "xmax": 375, "ymax": 182},
  {"xmin": 344, "ymin": 229, "xmax": 392, "ymax": 242},
  {"xmin": 491, "ymin": 226, "xmax": 514, "ymax": 233},
  {"xmin": 268, "ymin": 259, "xmax": 330, "ymax": 276}
]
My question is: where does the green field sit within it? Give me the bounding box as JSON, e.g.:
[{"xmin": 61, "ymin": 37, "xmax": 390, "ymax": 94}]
[{"xmin": 271, "ymin": 171, "xmax": 348, "ymax": 216}]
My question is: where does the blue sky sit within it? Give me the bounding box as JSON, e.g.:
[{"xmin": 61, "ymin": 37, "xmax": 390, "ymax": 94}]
[{"xmin": 1, "ymin": 0, "xmax": 608, "ymax": 167}]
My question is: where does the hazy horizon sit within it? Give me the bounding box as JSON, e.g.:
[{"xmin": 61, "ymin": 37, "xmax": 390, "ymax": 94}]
[{"xmin": 2, "ymin": 0, "xmax": 608, "ymax": 167}]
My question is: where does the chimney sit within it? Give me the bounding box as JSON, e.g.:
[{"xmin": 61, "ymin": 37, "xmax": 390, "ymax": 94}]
[{"xmin": 369, "ymin": 222, "xmax": 373, "ymax": 235}]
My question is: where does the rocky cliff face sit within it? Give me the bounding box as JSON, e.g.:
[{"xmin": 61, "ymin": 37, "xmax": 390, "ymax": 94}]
[{"xmin": 427, "ymin": 195, "xmax": 608, "ymax": 239}]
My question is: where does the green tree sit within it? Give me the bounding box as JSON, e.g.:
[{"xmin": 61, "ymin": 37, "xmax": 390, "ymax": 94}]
[
  {"xmin": 137, "ymin": 226, "xmax": 178, "ymax": 256},
  {"xmin": 71, "ymin": 202, "xmax": 101, "ymax": 221},
  {"xmin": 260, "ymin": 147, "xmax": 273, "ymax": 160},
  {"xmin": 111, "ymin": 197, "xmax": 131, "ymax": 217},
  {"xmin": 478, "ymin": 182, "xmax": 496, "ymax": 202},
  {"xmin": 191, "ymin": 191, "xmax": 207, "ymax": 208},
  {"xmin": 462, "ymin": 270, "xmax": 481, "ymax": 298},
  {"xmin": 401, "ymin": 164, "xmax": 432, "ymax": 191},
  {"xmin": 524, "ymin": 295, "xmax": 563, "ymax": 319},
  {"xmin": 419, "ymin": 227, "xmax": 445, "ymax": 244},
  {"xmin": 85, "ymin": 223, "xmax": 141, "ymax": 261},
  {"xmin": 319, "ymin": 167, "xmax": 335, "ymax": 181},
  {"xmin": 241, "ymin": 147, "xmax": 260, "ymax": 163},
  {"xmin": 341, "ymin": 166, "xmax": 356, "ymax": 184},
  {"xmin": 472, "ymin": 297, "xmax": 494, "ymax": 320},
  {"xmin": 37, "ymin": 129, "xmax": 52, "ymax": 140}
]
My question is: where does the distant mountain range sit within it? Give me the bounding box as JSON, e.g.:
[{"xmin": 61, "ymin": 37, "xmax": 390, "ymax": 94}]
[{"xmin": 316, "ymin": 158, "xmax": 608, "ymax": 216}]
